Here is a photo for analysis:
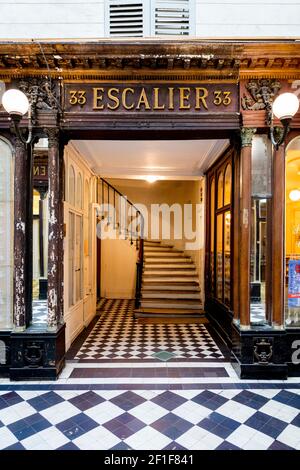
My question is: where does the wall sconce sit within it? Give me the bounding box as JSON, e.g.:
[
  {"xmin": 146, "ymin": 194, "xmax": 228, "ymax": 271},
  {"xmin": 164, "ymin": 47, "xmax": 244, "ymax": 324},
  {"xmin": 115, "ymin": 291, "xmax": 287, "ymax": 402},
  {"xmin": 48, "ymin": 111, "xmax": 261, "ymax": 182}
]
[
  {"xmin": 270, "ymin": 92, "xmax": 299, "ymax": 150},
  {"xmin": 2, "ymin": 89, "xmax": 33, "ymax": 145}
]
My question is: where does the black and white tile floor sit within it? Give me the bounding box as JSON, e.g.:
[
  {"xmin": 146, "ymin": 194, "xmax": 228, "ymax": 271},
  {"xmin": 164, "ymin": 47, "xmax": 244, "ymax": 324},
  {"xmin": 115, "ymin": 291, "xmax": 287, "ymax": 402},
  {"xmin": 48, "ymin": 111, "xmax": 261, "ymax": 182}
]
[
  {"xmin": 74, "ymin": 299, "xmax": 224, "ymax": 361},
  {"xmin": 0, "ymin": 383, "xmax": 299, "ymax": 450},
  {"xmin": 0, "ymin": 298, "xmax": 299, "ymax": 450},
  {"xmin": 32, "ymin": 300, "xmax": 47, "ymax": 326},
  {"xmin": 250, "ymin": 303, "xmax": 266, "ymax": 324}
]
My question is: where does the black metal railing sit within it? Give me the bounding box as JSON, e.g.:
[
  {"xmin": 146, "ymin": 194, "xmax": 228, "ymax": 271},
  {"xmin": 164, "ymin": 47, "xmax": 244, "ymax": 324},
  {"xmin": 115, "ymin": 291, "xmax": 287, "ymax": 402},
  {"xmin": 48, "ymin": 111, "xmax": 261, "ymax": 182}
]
[{"xmin": 98, "ymin": 177, "xmax": 144, "ymax": 308}]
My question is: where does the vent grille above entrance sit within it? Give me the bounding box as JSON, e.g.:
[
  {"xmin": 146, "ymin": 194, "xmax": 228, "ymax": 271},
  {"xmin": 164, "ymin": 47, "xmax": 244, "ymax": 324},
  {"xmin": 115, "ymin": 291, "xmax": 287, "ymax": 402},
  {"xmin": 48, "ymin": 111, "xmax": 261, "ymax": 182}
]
[
  {"xmin": 154, "ymin": 1, "xmax": 190, "ymax": 36},
  {"xmin": 109, "ymin": 1, "xmax": 144, "ymax": 37}
]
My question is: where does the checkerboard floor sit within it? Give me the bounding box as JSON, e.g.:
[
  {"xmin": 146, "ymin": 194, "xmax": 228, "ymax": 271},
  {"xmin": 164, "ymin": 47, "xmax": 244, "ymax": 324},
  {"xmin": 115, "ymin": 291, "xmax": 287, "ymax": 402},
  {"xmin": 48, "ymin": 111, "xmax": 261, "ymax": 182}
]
[
  {"xmin": 2, "ymin": 298, "xmax": 298, "ymax": 450},
  {"xmin": 250, "ymin": 303, "xmax": 266, "ymax": 324},
  {"xmin": 32, "ymin": 300, "xmax": 47, "ymax": 326},
  {"xmin": 74, "ymin": 299, "xmax": 224, "ymax": 361},
  {"xmin": 0, "ymin": 388, "xmax": 299, "ymax": 450}
]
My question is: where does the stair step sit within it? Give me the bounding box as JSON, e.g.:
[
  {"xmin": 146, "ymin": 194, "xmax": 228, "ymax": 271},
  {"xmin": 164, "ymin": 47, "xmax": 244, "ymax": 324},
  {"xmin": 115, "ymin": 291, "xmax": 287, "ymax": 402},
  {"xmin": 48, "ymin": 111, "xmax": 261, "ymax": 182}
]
[
  {"xmin": 144, "ymin": 253, "xmax": 187, "ymax": 258},
  {"xmin": 144, "ymin": 242, "xmax": 173, "ymax": 248},
  {"xmin": 141, "ymin": 293, "xmax": 201, "ymax": 299},
  {"xmin": 144, "ymin": 263, "xmax": 195, "ymax": 272},
  {"xmin": 135, "ymin": 314, "xmax": 207, "ymax": 324},
  {"xmin": 144, "ymin": 249, "xmax": 182, "ymax": 254},
  {"xmin": 143, "ymin": 271, "xmax": 197, "ymax": 276},
  {"xmin": 143, "ymin": 278, "xmax": 199, "ymax": 284},
  {"xmin": 142, "ymin": 285, "xmax": 200, "ymax": 291},
  {"xmin": 136, "ymin": 307, "xmax": 204, "ymax": 315},
  {"xmin": 141, "ymin": 301, "xmax": 201, "ymax": 309},
  {"xmin": 144, "ymin": 258, "xmax": 192, "ymax": 264}
]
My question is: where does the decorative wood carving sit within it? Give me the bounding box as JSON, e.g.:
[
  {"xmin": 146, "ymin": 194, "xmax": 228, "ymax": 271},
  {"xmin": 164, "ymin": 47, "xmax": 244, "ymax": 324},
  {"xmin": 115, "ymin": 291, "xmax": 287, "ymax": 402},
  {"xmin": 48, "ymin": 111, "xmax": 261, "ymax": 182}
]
[
  {"xmin": 17, "ymin": 78, "xmax": 58, "ymax": 125},
  {"xmin": 241, "ymin": 79, "xmax": 281, "ymax": 121},
  {"xmin": 241, "ymin": 127, "xmax": 257, "ymax": 147}
]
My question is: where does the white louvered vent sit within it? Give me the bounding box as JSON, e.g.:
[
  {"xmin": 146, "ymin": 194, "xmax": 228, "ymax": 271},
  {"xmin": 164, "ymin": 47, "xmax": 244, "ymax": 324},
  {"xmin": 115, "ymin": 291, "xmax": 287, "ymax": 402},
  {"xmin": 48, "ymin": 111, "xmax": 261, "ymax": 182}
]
[
  {"xmin": 108, "ymin": 1, "xmax": 145, "ymax": 37},
  {"xmin": 154, "ymin": 1, "xmax": 190, "ymax": 36}
]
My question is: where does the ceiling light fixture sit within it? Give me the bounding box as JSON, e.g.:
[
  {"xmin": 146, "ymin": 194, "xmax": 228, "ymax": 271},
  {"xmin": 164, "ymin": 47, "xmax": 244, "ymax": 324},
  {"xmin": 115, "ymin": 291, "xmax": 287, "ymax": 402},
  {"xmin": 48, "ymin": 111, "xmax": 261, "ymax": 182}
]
[{"xmin": 145, "ymin": 175, "xmax": 159, "ymax": 183}]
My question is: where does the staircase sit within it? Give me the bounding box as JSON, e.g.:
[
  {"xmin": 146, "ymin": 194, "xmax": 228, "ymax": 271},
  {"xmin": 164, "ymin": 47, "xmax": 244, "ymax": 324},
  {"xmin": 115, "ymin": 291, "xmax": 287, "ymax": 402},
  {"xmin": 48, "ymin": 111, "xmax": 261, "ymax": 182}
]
[{"xmin": 134, "ymin": 240, "xmax": 206, "ymax": 323}]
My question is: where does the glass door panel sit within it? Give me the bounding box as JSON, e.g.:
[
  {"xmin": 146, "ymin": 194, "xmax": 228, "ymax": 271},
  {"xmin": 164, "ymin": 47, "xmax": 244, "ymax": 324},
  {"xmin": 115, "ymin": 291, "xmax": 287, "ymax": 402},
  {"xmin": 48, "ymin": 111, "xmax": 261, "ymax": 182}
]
[
  {"xmin": 224, "ymin": 211, "xmax": 231, "ymax": 306},
  {"xmin": 216, "ymin": 213, "xmax": 223, "ymax": 301},
  {"xmin": 210, "ymin": 178, "xmax": 215, "ymax": 294},
  {"xmin": 68, "ymin": 212, "xmax": 75, "ymax": 307},
  {"xmin": 75, "ymin": 214, "xmax": 82, "ymax": 303}
]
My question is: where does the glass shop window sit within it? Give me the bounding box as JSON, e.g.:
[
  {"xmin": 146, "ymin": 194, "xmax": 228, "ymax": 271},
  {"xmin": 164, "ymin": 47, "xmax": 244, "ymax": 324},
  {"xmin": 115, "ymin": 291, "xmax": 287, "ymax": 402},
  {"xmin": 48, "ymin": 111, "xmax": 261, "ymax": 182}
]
[
  {"xmin": 285, "ymin": 136, "xmax": 300, "ymax": 327},
  {"xmin": 207, "ymin": 154, "xmax": 232, "ymax": 307},
  {"xmin": 0, "ymin": 139, "xmax": 13, "ymax": 329},
  {"xmin": 250, "ymin": 135, "xmax": 272, "ymax": 325}
]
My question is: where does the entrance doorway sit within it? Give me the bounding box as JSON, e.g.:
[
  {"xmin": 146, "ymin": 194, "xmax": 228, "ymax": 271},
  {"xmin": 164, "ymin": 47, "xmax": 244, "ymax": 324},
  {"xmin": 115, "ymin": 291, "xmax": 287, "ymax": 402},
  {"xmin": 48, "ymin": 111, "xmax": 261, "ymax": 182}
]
[{"xmin": 63, "ymin": 137, "xmax": 233, "ymax": 361}]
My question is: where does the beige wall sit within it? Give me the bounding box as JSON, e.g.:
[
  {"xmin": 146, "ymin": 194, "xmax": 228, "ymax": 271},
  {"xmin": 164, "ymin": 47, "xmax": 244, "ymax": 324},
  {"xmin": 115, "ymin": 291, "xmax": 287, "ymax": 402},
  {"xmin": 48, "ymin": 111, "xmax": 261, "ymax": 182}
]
[{"xmin": 100, "ymin": 239, "xmax": 138, "ymax": 299}]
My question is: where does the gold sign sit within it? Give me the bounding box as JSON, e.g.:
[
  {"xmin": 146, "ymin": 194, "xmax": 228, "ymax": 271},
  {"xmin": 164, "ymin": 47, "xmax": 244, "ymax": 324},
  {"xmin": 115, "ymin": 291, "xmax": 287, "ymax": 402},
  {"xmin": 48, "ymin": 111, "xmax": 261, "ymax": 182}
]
[{"xmin": 64, "ymin": 83, "xmax": 238, "ymax": 114}]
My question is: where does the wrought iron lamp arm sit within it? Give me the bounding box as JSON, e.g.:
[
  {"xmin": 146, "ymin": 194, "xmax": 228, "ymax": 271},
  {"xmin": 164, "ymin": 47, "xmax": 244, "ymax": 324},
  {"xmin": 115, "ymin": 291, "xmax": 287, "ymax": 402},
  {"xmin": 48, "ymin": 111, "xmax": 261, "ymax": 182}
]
[
  {"xmin": 11, "ymin": 104, "xmax": 33, "ymax": 145},
  {"xmin": 269, "ymin": 115, "xmax": 291, "ymax": 151}
]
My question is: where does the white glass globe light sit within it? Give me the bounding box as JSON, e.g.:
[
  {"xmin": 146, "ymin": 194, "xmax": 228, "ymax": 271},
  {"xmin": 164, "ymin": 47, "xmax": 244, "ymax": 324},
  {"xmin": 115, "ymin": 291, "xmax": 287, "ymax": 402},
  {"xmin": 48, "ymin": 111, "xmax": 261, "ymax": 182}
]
[
  {"xmin": 272, "ymin": 92, "xmax": 299, "ymax": 120},
  {"xmin": 289, "ymin": 189, "xmax": 300, "ymax": 202},
  {"xmin": 2, "ymin": 89, "xmax": 29, "ymax": 116}
]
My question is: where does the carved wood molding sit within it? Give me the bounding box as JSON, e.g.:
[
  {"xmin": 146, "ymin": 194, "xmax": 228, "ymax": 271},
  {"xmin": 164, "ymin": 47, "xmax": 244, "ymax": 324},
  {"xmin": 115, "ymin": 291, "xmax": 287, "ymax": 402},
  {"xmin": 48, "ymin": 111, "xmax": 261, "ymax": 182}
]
[{"xmin": 0, "ymin": 41, "xmax": 299, "ymax": 80}]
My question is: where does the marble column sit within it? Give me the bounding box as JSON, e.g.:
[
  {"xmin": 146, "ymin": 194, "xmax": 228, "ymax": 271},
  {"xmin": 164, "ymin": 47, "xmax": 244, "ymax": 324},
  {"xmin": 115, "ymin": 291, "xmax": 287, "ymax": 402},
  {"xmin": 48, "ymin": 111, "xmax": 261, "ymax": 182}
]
[
  {"xmin": 239, "ymin": 128, "xmax": 256, "ymax": 327},
  {"xmin": 13, "ymin": 137, "xmax": 28, "ymax": 331}
]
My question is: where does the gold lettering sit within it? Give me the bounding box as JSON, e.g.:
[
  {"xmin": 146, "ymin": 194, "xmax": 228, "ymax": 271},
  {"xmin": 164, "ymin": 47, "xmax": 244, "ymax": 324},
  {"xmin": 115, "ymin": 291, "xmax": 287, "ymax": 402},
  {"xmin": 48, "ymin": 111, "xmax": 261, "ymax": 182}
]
[
  {"xmin": 33, "ymin": 166, "xmax": 39, "ymax": 176},
  {"xmin": 223, "ymin": 91, "xmax": 231, "ymax": 106},
  {"xmin": 69, "ymin": 90, "xmax": 77, "ymax": 105},
  {"xmin": 153, "ymin": 87, "xmax": 165, "ymax": 110},
  {"xmin": 69, "ymin": 90, "xmax": 86, "ymax": 106},
  {"xmin": 136, "ymin": 88, "xmax": 151, "ymax": 110},
  {"xmin": 195, "ymin": 87, "xmax": 208, "ymax": 110},
  {"xmin": 77, "ymin": 91, "xmax": 86, "ymax": 105},
  {"xmin": 213, "ymin": 90, "xmax": 231, "ymax": 106},
  {"xmin": 40, "ymin": 166, "xmax": 46, "ymax": 176},
  {"xmin": 93, "ymin": 87, "xmax": 104, "ymax": 110},
  {"xmin": 213, "ymin": 90, "xmax": 222, "ymax": 106},
  {"xmin": 179, "ymin": 87, "xmax": 191, "ymax": 110},
  {"xmin": 107, "ymin": 88, "xmax": 120, "ymax": 110},
  {"xmin": 168, "ymin": 87, "xmax": 174, "ymax": 110},
  {"xmin": 122, "ymin": 88, "xmax": 135, "ymax": 110}
]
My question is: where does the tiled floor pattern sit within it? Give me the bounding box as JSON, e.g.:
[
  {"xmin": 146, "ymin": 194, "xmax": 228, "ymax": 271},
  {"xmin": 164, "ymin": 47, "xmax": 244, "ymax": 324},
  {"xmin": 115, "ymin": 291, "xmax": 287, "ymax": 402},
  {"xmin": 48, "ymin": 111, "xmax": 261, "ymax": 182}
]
[
  {"xmin": 1, "ymin": 298, "xmax": 299, "ymax": 450},
  {"xmin": 250, "ymin": 303, "xmax": 266, "ymax": 324},
  {"xmin": 0, "ymin": 387, "xmax": 299, "ymax": 450},
  {"xmin": 74, "ymin": 299, "xmax": 224, "ymax": 361},
  {"xmin": 32, "ymin": 300, "xmax": 47, "ymax": 326}
]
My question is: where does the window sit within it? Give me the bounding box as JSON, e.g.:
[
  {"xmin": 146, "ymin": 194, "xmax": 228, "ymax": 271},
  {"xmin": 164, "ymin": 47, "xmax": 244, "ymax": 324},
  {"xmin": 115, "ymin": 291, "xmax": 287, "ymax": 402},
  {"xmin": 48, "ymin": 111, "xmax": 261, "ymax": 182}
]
[
  {"xmin": 285, "ymin": 136, "xmax": 300, "ymax": 327},
  {"xmin": 250, "ymin": 135, "xmax": 272, "ymax": 325},
  {"xmin": 0, "ymin": 138, "xmax": 13, "ymax": 329},
  {"xmin": 76, "ymin": 173, "xmax": 83, "ymax": 209},
  {"xmin": 106, "ymin": 0, "xmax": 194, "ymax": 37},
  {"xmin": 207, "ymin": 151, "xmax": 233, "ymax": 308},
  {"xmin": 69, "ymin": 165, "xmax": 75, "ymax": 206}
]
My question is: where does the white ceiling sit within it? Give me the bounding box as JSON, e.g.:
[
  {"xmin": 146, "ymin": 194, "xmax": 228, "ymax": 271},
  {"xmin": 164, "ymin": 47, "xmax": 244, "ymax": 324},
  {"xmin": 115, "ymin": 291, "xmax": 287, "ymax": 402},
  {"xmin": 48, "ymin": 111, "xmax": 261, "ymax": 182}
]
[{"xmin": 72, "ymin": 139, "xmax": 229, "ymax": 180}]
